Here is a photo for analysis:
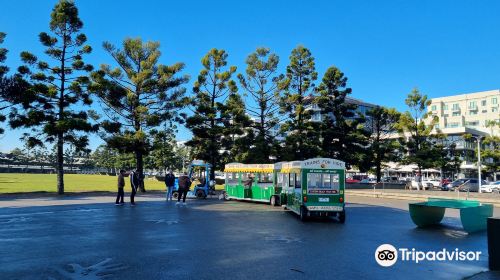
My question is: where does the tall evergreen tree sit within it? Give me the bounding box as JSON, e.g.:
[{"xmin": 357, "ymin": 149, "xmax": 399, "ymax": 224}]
[
  {"xmin": 0, "ymin": 32, "xmax": 8, "ymax": 134},
  {"xmin": 0, "ymin": 32, "xmax": 7, "ymax": 78},
  {"xmin": 279, "ymin": 46, "xmax": 318, "ymax": 160},
  {"xmin": 90, "ymin": 38, "xmax": 189, "ymax": 180},
  {"xmin": 482, "ymin": 121, "xmax": 499, "ymax": 178},
  {"xmin": 9, "ymin": 0, "xmax": 95, "ymax": 194},
  {"xmin": 365, "ymin": 106, "xmax": 401, "ymax": 182},
  {"xmin": 145, "ymin": 123, "xmax": 180, "ymax": 173},
  {"xmin": 185, "ymin": 48, "xmax": 238, "ymax": 177},
  {"xmin": 220, "ymin": 92, "xmax": 251, "ymax": 163},
  {"xmin": 237, "ymin": 47, "xmax": 283, "ymax": 163},
  {"xmin": 315, "ymin": 66, "xmax": 369, "ymax": 169},
  {"xmin": 396, "ymin": 88, "xmax": 439, "ymax": 179},
  {"xmin": 0, "ymin": 33, "xmax": 33, "ymax": 135}
]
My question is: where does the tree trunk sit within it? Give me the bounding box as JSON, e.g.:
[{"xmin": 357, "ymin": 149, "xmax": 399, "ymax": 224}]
[
  {"xmin": 135, "ymin": 150, "xmax": 145, "ymax": 192},
  {"xmin": 376, "ymin": 161, "xmax": 382, "ymax": 183},
  {"xmin": 57, "ymin": 134, "xmax": 64, "ymax": 194}
]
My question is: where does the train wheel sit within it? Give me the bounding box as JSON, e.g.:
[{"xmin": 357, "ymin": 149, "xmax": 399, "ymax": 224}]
[
  {"xmin": 339, "ymin": 210, "xmax": 346, "ymax": 224},
  {"xmin": 300, "ymin": 206, "xmax": 308, "ymax": 222},
  {"xmin": 196, "ymin": 189, "xmax": 205, "ymax": 198}
]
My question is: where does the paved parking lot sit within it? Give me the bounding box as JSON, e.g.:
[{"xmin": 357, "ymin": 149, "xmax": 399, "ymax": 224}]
[{"xmin": 0, "ymin": 194, "xmax": 494, "ymax": 279}]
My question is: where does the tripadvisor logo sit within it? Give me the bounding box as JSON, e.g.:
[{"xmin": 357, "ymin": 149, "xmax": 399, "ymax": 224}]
[
  {"xmin": 375, "ymin": 244, "xmax": 398, "ymax": 267},
  {"xmin": 375, "ymin": 244, "xmax": 482, "ymax": 267}
]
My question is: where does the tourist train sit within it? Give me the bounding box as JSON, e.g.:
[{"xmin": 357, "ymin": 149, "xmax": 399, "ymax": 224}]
[{"xmin": 223, "ymin": 158, "xmax": 346, "ymax": 222}]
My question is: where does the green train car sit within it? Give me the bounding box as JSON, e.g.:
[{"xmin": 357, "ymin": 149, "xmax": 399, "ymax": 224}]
[{"xmin": 224, "ymin": 158, "xmax": 346, "ymax": 222}]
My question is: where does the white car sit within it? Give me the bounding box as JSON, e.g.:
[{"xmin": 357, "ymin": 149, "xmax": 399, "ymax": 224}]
[
  {"xmin": 480, "ymin": 185, "xmax": 494, "ymax": 193},
  {"xmin": 409, "ymin": 180, "xmax": 430, "ymax": 190},
  {"xmin": 487, "ymin": 181, "xmax": 500, "ymax": 192},
  {"xmin": 422, "ymin": 178, "xmax": 441, "ymax": 188}
]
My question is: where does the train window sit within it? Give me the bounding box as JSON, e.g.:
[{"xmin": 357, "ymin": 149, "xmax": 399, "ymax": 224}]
[
  {"xmin": 307, "ymin": 173, "xmax": 322, "ymax": 188},
  {"xmin": 289, "ymin": 173, "xmax": 295, "ymax": 188},
  {"xmin": 258, "ymin": 173, "xmax": 273, "ymax": 183},
  {"xmin": 227, "ymin": 173, "xmax": 239, "ymax": 185},
  {"xmin": 295, "ymin": 173, "xmax": 301, "ymax": 188},
  {"xmin": 330, "ymin": 174, "xmax": 340, "ymax": 191},
  {"xmin": 282, "ymin": 174, "xmax": 289, "ymax": 188},
  {"xmin": 276, "ymin": 173, "xmax": 283, "ymax": 188}
]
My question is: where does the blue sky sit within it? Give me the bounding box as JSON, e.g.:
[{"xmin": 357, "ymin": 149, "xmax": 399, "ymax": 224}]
[{"xmin": 1, "ymin": 0, "xmax": 500, "ymax": 152}]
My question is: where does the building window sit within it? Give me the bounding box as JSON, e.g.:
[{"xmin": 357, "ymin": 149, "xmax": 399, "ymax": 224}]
[
  {"xmin": 443, "ymin": 114, "xmax": 449, "ymax": 117},
  {"xmin": 465, "ymin": 121, "xmax": 479, "ymax": 127},
  {"xmin": 452, "ymin": 112, "xmax": 460, "ymax": 117},
  {"xmin": 493, "ymin": 108, "xmax": 498, "ymax": 113},
  {"xmin": 481, "ymin": 100, "xmax": 487, "ymax": 106},
  {"xmin": 468, "ymin": 101, "xmax": 477, "ymax": 109},
  {"xmin": 469, "ymin": 111, "xmax": 477, "ymax": 115},
  {"xmin": 452, "ymin": 103, "xmax": 459, "ymax": 110},
  {"xmin": 431, "ymin": 105, "xmax": 437, "ymax": 111},
  {"xmin": 443, "ymin": 104, "xmax": 448, "ymax": 110},
  {"xmin": 445, "ymin": 122, "xmax": 460, "ymax": 128},
  {"xmin": 493, "ymin": 98, "xmax": 498, "ymax": 105},
  {"xmin": 435, "ymin": 124, "xmax": 440, "ymax": 129}
]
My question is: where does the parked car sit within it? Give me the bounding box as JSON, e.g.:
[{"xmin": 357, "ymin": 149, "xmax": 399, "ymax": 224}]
[
  {"xmin": 360, "ymin": 178, "xmax": 377, "ymax": 184},
  {"xmin": 422, "ymin": 178, "xmax": 441, "ymax": 189},
  {"xmin": 441, "ymin": 178, "xmax": 469, "ymax": 191},
  {"xmin": 441, "ymin": 178, "xmax": 451, "ymax": 186},
  {"xmin": 408, "ymin": 180, "xmax": 430, "ymax": 190},
  {"xmin": 382, "ymin": 176, "xmax": 399, "ymax": 183},
  {"xmin": 346, "ymin": 178, "xmax": 360, "ymax": 183},
  {"xmin": 486, "ymin": 181, "xmax": 500, "ymax": 192},
  {"xmin": 456, "ymin": 179, "xmax": 489, "ymax": 192},
  {"xmin": 480, "ymin": 185, "xmax": 494, "ymax": 193}
]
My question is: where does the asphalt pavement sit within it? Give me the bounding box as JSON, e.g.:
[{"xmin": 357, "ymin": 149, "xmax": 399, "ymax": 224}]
[{"xmin": 0, "ymin": 194, "xmax": 494, "ymax": 279}]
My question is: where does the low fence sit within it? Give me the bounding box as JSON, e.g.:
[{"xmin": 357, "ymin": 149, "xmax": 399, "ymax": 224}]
[{"xmin": 345, "ymin": 182, "xmax": 407, "ymax": 190}]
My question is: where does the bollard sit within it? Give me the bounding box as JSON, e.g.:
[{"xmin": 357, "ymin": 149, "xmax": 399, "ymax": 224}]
[{"xmin": 488, "ymin": 217, "xmax": 500, "ymax": 270}]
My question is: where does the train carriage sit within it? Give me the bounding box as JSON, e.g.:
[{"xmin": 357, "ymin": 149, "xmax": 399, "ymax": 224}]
[
  {"xmin": 223, "ymin": 158, "xmax": 346, "ymax": 222},
  {"xmin": 224, "ymin": 163, "xmax": 282, "ymax": 205},
  {"xmin": 280, "ymin": 158, "xmax": 346, "ymax": 222}
]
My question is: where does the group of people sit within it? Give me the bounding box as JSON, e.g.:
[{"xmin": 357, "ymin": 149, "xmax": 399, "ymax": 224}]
[
  {"xmin": 165, "ymin": 170, "xmax": 192, "ymax": 206},
  {"xmin": 115, "ymin": 169, "xmax": 144, "ymax": 206},
  {"xmin": 115, "ymin": 169, "xmax": 192, "ymax": 206}
]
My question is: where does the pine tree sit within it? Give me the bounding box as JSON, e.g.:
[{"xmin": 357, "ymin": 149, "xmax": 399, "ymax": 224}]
[
  {"xmin": 316, "ymin": 66, "xmax": 370, "ymax": 169},
  {"xmin": 9, "ymin": 0, "xmax": 95, "ymax": 194},
  {"xmin": 0, "ymin": 33, "xmax": 33, "ymax": 135},
  {"xmin": 237, "ymin": 47, "xmax": 283, "ymax": 163},
  {"xmin": 365, "ymin": 106, "xmax": 401, "ymax": 182},
  {"xmin": 90, "ymin": 38, "xmax": 189, "ymax": 181},
  {"xmin": 185, "ymin": 48, "xmax": 238, "ymax": 177},
  {"xmin": 220, "ymin": 92, "xmax": 251, "ymax": 163},
  {"xmin": 396, "ymin": 88, "xmax": 439, "ymax": 180},
  {"xmin": 145, "ymin": 123, "xmax": 180, "ymax": 173},
  {"xmin": 279, "ymin": 46, "xmax": 318, "ymax": 160}
]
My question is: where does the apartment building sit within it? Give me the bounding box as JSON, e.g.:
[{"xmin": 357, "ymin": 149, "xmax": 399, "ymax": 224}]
[{"xmin": 428, "ymin": 89, "xmax": 500, "ymax": 136}]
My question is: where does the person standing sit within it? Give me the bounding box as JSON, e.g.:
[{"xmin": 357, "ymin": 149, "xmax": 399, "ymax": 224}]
[
  {"xmin": 176, "ymin": 172, "xmax": 191, "ymax": 206},
  {"xmin": 130, "ymin": 169, "xmax": 140, "ymax": 206},
  {"xmin": 115, "ymin": 169, "xmax": 126, "ymax": 205},
  {"xmin": 165, "ymin": 170, "xmax": 175, "ymax": 201}
]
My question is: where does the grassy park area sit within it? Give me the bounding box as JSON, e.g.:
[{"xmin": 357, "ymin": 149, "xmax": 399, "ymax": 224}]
[{"xmin": 0, "ymin": 173, "xmax": 224, "ymax": 194}]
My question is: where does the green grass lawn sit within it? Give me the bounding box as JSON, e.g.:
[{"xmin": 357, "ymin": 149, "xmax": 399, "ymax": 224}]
[{"xmin": 0, "ymin": 173, "xmax": 224, "ymax": 194}]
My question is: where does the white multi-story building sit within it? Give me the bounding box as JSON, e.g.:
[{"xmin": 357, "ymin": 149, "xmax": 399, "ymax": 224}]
[{"xmin": 428, "ymin": 89, "xmax": 500, "ymax": 136}]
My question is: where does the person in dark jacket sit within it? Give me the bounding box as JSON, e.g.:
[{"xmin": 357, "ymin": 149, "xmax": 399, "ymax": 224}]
[
  {"xmin": 176, "ymin": 172, "xmax": 191, "ymax": 206},
  {"xmin": 130, "ymin": 169, "xmax": 140, "ymax": 206},
  {"xmin": 115, "ymin": 170, "xmax": 126, "ymax": 205},
  {"xmin": 165, "ymin": 170, "xmax": 175, "ymax": 201}
]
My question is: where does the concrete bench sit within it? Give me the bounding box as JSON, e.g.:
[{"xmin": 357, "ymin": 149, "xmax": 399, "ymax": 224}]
[{"xmin": 409, "ymin": 198, "xmax": 494, "ymax": 233}]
